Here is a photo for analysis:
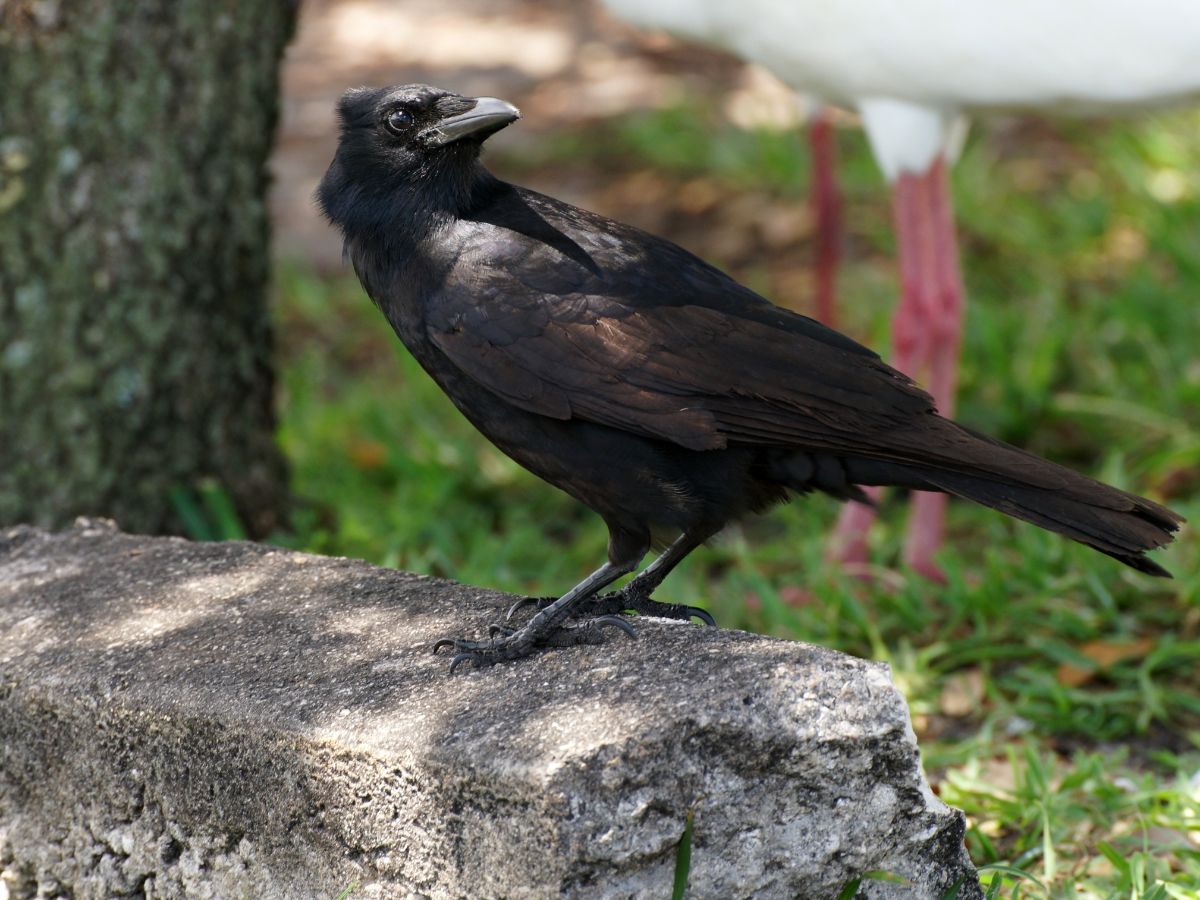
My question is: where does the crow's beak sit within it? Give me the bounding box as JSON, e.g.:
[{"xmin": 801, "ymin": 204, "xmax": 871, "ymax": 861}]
[{"xmin": 423, "ymin": 97, "xmax": 521, "ymax": 147}]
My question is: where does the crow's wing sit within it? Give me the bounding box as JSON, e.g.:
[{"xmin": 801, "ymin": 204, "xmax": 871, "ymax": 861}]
[{"xmin": 425, "ymin": 194, "xmax": 939, "ymax": 456}]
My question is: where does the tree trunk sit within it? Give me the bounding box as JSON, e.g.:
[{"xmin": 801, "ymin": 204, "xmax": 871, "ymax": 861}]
[{"xmin": 0, "ymin": 0, "xmax": 295, "ymax": 538}]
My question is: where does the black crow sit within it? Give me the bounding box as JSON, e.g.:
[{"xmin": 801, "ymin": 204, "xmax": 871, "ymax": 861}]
[{"xmin": 316, "ymin": 84, "xmax": 1182, "ymax": 671}]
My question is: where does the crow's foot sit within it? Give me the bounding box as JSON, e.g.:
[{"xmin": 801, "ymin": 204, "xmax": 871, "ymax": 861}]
[
  {"xmin": 590, "ymin": 589, "xmax": 717, "ymax": 626},
  {"xmin": 585, "ymin": 592, "xmax": 715, "ymax": 628},
  {"xmin": 506, "ymin": 590, "xmax": 715, "ymax": 626},
  {"xmin": 433, "ymin": 615, "xmax": 636, "ymax": 672},
  {"xmin": 504, "ymin": 595, "xmax": 555, "ymax": 620}
]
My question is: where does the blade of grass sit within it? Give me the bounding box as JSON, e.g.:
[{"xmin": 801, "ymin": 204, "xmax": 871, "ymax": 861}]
[{"xmin": 671, "ymin": 807, "xmax": 694, "ymax": 900}]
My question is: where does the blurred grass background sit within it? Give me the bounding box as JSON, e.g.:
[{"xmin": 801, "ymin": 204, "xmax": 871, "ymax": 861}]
[{"xmin": 269, "ymin": 96, "xmax": 1199, "ymax": 895}]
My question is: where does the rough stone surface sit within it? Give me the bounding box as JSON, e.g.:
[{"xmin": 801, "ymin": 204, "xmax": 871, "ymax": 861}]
[{"xmin": 0, "ymin": 521, "xmax": 981, "ymax": 899}]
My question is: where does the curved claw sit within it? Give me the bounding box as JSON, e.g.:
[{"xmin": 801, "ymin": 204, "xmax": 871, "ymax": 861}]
[
  {"xmin": 611, "ymin": 591, "xmax": 718, "ymax": 627},
  {"xmin": 505, "ymin": 596, "xmax": 554, "ymax": 621},
  {"xmin": 593, "ymin": 615, "xmax": 638, "ymax": 640},
  {"xmin": 489, "ymin": 623, "xmax": 515, "ymax": 638},
  {"xmin": 448, "ymin": 653, "xmax": 476, "ymax": 674},
  {"xmin": 505, "ymin": 597, "xmax": 538, "ymax": 621},
  {"xmin": 644, "ymin": 600, "xmax": 717, "ymax": 626},
  {"xmin": 433, "ymin": 638, "xmax": 457, "ymax": 655}
]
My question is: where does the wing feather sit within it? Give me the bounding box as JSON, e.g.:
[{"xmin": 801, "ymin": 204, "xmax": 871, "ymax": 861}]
[
  {"xmin": 427, "ymin": 283, "xmax": 935, "ymax": 457},
  {"xmin": 424, "ymin": 184, "xmax": 958, "ymax": 459}
]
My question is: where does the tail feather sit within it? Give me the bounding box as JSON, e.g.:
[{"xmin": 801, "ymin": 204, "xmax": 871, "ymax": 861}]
[{"xmin": 843, "ymin": 422, "xmax": 1184, "ymax": 577}]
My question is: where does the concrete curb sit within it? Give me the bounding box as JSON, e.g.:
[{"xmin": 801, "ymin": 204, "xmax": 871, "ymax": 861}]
[{"xmin": 0, "ymin": 521, "xmax": 980, "ymax": 898}]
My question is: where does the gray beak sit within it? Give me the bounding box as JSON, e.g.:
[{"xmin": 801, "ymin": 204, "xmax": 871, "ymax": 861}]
[{"xmin": 423, "ymin": 97, "xmax": 521, "ymax": 147}]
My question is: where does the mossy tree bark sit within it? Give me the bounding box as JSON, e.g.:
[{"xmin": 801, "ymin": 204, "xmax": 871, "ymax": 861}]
[{"xmin": 0, "ymin": 0, "xmax": 295, "ymax": 537}]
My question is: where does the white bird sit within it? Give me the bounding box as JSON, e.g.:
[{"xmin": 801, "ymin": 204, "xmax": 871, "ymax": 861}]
[{"xmin": 601, "ymin": 0, "xmax": 1200, "ymax": 579}]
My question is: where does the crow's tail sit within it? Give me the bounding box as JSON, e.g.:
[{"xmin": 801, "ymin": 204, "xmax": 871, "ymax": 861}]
[{"xmin": 844, "ymin": 422, "xmax": 1183, "ymax": 577}]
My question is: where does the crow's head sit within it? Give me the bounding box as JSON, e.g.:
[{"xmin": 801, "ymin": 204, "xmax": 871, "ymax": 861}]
[{"xmin": 317, "ymin": 84, "xmax": 520, "ymax": 233}]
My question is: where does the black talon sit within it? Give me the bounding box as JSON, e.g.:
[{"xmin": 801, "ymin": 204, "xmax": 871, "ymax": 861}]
[
  {"xmin": 439, "ymin": 611, "xmax": 640, "ymax": 671},
  {"xmin": 580, "ymin": 590, "xmax": 718, "ymax": 627},
  {"xmin": 630, "ymin": 598, "xmax": 716, "ymax": 625},
  {"xmin": 504, "ymin": 597, "xmax": 537, "ymax": 620},
  {"xmin": 505, "ymin": 596, "xmax": 553, "ymax": 620},
  {"xmin": 593, "ymin": 615, "xmax": 638, "ymax": 639},
  {"xmin": 437, "ymin": 559, "xmax": 660, "ymax": 670}
]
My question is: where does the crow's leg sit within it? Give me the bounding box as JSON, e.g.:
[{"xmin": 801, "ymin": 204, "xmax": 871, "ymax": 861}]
[
  {"xmin": 591, "ymin": 529, "xmax": 717, "ymax": 624},
  {"xmin": 510, "ymin": 530, "xmax": 716, "ymax": 624},
  {"xmin": 435, "ymin": 560, "xmax": 637, "ymax": 671},
  {"xmin": 436, "ymin": 526, "xmax": 649, "ymax": 670},
  {"xmin": 506, "ymin": 530, "xmax": 716, "ymax": 625}
]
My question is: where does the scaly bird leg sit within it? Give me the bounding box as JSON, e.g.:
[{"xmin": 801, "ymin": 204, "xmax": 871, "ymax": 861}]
[
  {"xmin": 901, "ymin": 156, "xmax": 964, "ymax": 582},
  {"xmin": 435, "ymin": 560, "xmax": 637, "ymax": 671},
  {"xmin": 809, "ymin": 108, "xmax": 841, "ymax": 328},
  {"xmin": 593, "ymin": 529, "xmax": 717, "ymax": 624},
  {"xmin": 828, "ymin": 154, "xmax": 962, "ymax": 580},
  {"xmin": 506, "ymin": 530, "xmax": 717, "ymax": 626}
]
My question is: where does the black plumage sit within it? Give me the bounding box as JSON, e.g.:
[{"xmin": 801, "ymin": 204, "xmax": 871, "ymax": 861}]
[{"xmin": 317, "ymin": 84, "xmax": 1182, "ymax": 670}]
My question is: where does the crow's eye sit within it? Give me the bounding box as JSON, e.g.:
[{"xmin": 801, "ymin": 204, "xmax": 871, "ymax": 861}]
[{"xmin": 384, "ymin": 109, "xmax": 415, "ymax": 135}]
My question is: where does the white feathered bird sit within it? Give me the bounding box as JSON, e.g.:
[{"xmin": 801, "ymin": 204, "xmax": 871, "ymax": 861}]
[{"xmin": 602, "ymin": 0, "xmax": 1200, "ymax": 578}]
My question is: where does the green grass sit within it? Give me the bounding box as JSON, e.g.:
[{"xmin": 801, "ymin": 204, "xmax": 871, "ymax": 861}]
[
  {"xmin": 672, "ymin": 807, "xmax": 694, "ymax": 900},
  {"xmin": 270, "ymin": 101, "xmax": 1200, "ymax": 897}
]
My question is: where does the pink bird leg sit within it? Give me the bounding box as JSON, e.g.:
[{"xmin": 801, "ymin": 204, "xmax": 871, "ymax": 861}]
[
  {"xmin": 828, "ymin": 154, "xmax": 964, "ymax": 581},
  {"xmin": 808, "ymin": 109, "xmax": 841, "ymax": 327}
]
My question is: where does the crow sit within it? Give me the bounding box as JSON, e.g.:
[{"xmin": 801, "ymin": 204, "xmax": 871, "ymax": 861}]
[{"xmin": 316, "ymin": 84, "xmax": 1182, "ymax": 671}]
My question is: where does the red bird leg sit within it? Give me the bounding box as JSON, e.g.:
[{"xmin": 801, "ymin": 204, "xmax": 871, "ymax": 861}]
[
  {"xmin": 826, "ymin": 488, "xmax": 881, "ymax": 571},
  {"xmin": 828, "ymin": 155, "xmax": 959, "ymax": 578},
  {"xmin": 901, "ymin": 156, "xmax": 964, "ymax": 581},
  {"xmin": 809, "ymin": 109, "xmax": 841, "ymax": 327},
  {"xmin": 827, "ymin": 168, "xmax": 926, "ymax": 569}
]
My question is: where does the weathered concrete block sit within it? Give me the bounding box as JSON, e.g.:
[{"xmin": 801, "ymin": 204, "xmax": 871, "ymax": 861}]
[{"xmin": 0, "ymin": 521, "xmax": 980, "ymax": 898}]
